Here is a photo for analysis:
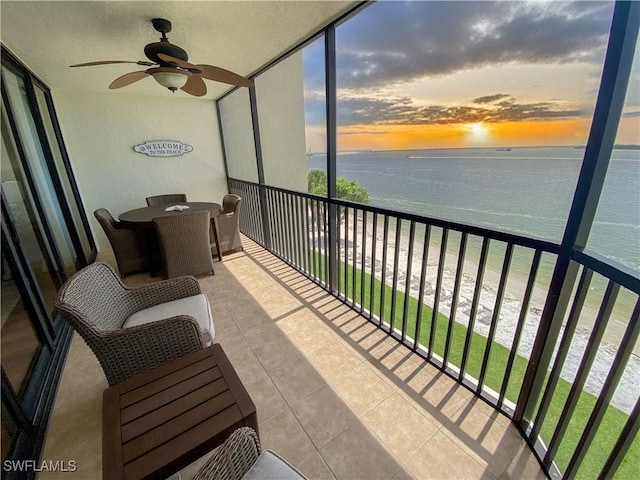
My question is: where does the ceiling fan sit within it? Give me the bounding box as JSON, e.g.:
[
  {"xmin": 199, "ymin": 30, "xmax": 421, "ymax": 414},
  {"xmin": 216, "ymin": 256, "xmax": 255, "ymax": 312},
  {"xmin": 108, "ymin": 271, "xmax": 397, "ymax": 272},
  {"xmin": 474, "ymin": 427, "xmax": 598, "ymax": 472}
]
[{"xmin": 70, "ymin": 18, "xmax": 253, "ymax": 96}]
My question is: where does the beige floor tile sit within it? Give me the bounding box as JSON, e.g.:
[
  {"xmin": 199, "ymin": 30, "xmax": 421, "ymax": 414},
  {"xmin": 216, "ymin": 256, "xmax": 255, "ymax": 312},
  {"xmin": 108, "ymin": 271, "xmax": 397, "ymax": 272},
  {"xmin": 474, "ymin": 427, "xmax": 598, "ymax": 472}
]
[
  {"xmin": 269, "ymin": 357, "xmax": 326, "ymax": 405},
  {"xmin": 442, "ymin": 408, "xmax": 526, "ymax": 478},
  {"xmin": 343, "ymin": 320, "xmax": 391, "ymax": 352},
  {"xmin": 291, "ymin": 386, "xmax": 357, "ymax": 448},
  {"xmin": 331, "ymin": 362, "xmax": 394, "ymax": 415},
  {"xmin": 400, "ymin": 375, "xmax": 474, "ymax": 426},
  {"xmin": 369, "ymin": 343, "xmax": 427, "ymax": 383},
  {"xmin": 210, "ymin": 317, "xmax": 242, "ymax": 346},
  {"xmin": 499, "ymin": 443, "xmax": 547, "ymax": 480},
  {"xmin": 320, "ymin": 422, "xmax": 403, "ymax": 480},
  {"xmin": 317, "ymin": 303, "xmax": 355, "ymax": 322},
  {"xmin": 221, "ymin": 305, "xmax": 271, "ymax": 334},
  {"xmin": 285, "ymin": 324, "xmax": 338, "ymax": 356},
  {"xmin": 297, "ymin": 287, "xmax": 331, "ymax": 304},
  {"xmin": 276, "ymin": 308, "xmax": 324, "ymax": 334},
  {"xmin": 244, "ymin": 375, "xmax": 289, "ymax": 424},
  {"xmin": 404, "ymin": 431, "xmax": 496, "ymax": 480},
  {"xmin": 297, "ymin": 451, "xmax": 336, "ymax": 479},
  {"xmin": 229, "ymin": 348, "xmax": 270, "ymax": 386},
  {"xmin": 454, "ymin": 396, "xmax": 513, "ymax": 428},
  {"xmin": 388, "ymin": 467, "xmax": 417, "ymax": 480},
  {"xmin": 362, "ymin": 393, "xmax": 439, "ymax": 463},
  {"xmin": 217, "ymin": 333, "xmax": 254, "ymax": 365},
  {"xmin": 400, "ymin": 358, "xmax": 442, "ymax": 393},
  {"xmin": 304, "ymin": 340, "xmax": 363, "ymax": 381},
  {"xmin": 330, "ymin": 310, "xmax": 367, "ymax": 333},
  {"xmin": 243, "ymin": 322, "xmax": 301, "ymax": 367},
  {"xmin": 307, "ymin": 295, "xmax": 339, "ymax": 312},
  {"xmin": 260, "ymin": 410, "xmax": 317, "ymax": 466},
  {"xmin": 39, "ymin": 336, "xmax": 104, "ymax": 480}
]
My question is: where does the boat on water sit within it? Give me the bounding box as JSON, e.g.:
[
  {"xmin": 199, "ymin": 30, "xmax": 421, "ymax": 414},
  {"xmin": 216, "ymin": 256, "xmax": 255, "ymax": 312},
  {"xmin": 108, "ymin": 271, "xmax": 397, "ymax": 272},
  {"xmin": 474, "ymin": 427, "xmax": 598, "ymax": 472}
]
[{"xmin": 496, "ymin": 147, "xmax": 512, "ymax": 151}]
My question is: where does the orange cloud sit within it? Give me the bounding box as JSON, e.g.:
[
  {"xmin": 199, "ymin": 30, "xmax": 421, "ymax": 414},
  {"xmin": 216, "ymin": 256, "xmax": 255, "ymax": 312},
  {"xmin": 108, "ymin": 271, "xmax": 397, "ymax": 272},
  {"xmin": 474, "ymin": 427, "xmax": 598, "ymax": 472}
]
[{"xmin": 337, "ymin": 118, "xmax": 594, "ymax": 151}]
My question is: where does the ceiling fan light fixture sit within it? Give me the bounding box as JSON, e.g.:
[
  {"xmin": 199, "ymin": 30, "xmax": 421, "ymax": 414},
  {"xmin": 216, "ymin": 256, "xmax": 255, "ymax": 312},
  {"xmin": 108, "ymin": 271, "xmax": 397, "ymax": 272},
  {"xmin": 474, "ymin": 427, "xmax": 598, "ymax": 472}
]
[{"xmin": 150, "ymin": 68, "xmax": 189, "ymax": 92}]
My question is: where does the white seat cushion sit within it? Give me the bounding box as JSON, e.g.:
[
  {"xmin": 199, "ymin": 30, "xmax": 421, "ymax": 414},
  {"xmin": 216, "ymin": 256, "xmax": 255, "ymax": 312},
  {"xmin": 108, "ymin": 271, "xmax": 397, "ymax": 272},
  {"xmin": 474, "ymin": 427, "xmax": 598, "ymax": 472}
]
[
  {"xmin": 124, "ymin": 294, "xmax": 214, "ymax": 345},
  {"xmin": 242, "ymin": 450, "xmax": 306, "ymax": 480}
]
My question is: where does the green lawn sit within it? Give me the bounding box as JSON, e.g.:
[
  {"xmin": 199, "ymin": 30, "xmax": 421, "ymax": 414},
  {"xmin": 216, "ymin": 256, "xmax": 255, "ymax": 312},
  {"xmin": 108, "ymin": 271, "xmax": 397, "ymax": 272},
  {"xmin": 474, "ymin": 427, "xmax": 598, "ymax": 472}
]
[{"xmin": 306, "ymin": 249, "xmax": 638, "ymax": 478}]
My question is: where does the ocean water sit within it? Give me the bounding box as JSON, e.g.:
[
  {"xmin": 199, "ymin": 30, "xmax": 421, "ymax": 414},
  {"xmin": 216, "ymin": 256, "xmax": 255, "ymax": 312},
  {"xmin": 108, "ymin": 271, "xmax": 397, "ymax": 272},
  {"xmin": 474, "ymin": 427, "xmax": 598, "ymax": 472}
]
[{"xmin": 308, "ymin": 146, "xmax": 640, "ymax": 273}]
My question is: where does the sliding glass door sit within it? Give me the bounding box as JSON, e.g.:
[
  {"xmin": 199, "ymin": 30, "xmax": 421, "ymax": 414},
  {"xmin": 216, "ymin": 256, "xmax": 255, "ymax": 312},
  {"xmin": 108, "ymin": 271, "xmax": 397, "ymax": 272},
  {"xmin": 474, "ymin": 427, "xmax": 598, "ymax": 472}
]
[{"xmin": 1, "ymin": 48, "xmax": 94, "ymax": 475}]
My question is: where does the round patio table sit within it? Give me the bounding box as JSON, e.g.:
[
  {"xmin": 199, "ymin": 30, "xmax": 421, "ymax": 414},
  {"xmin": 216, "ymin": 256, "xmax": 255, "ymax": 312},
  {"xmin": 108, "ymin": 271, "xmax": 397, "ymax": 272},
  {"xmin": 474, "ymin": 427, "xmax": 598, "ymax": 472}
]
[{"xmin": 119, "ymin": 202, "xmax": 224, "ymax": 270}]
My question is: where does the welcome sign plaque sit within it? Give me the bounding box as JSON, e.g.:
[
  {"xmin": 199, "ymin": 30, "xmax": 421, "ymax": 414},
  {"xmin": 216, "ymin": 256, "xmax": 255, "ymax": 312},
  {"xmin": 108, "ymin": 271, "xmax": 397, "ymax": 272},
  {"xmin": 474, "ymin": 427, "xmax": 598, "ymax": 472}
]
[{"xmin": 134, "ymin": 140, "xmax": 193, "ymax": 157}]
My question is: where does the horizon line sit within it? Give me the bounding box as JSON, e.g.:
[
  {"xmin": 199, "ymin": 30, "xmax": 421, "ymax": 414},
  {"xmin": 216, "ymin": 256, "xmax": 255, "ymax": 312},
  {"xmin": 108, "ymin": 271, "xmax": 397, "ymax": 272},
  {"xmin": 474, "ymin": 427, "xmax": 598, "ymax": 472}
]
[{"xmin": 305, "ymin": 144, "xmax": 640, "ymax": 155}]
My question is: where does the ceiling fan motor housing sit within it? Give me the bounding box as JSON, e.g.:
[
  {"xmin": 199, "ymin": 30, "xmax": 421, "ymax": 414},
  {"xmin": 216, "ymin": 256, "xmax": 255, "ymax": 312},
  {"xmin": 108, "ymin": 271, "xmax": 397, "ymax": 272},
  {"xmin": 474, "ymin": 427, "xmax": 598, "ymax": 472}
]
[{"xmin": 144, "ymin": 41, "xmax": 189, "ymax": 66}]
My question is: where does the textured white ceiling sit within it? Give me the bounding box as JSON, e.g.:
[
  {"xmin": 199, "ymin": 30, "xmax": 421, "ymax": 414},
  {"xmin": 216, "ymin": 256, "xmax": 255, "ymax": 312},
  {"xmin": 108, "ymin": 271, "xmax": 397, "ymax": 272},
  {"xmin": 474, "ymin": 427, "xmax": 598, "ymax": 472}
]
[{"xmin": 0, "ymin": 1, "xmax": 357, "ymax": 100}]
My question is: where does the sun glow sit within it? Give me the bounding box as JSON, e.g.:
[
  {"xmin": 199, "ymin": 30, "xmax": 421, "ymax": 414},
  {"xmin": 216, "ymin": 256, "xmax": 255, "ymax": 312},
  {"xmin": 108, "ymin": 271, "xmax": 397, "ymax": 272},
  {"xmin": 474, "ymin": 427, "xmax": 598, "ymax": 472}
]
[{"xmin": 466, "ymin": 123, "xmax": 489, "ymax": 143}]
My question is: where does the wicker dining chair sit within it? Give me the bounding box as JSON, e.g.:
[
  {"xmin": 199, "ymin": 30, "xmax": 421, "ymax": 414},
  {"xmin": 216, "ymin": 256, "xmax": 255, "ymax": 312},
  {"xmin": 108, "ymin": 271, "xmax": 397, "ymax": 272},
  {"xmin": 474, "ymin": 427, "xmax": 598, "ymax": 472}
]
[
  {"xmin": 146, "ymin": 193, "xmax": 188, "ymax": 207},
  {"xmin": 154, "ymin": 211, "xmax": 214, "ymax": 278},
  {"xmin": 94, "ymin": 208, "xmax": 146, "ymax": 277},
  {"xmin": 211, "ymin": 194, "xmax": 243, "ymax": 257},
  {"xmin": 54, "ymin": 262, "xmax": 215, "ymax": 386},
  {"xmin": 192, "ymin": 427, "xmax": 307, "ymax": 480}
]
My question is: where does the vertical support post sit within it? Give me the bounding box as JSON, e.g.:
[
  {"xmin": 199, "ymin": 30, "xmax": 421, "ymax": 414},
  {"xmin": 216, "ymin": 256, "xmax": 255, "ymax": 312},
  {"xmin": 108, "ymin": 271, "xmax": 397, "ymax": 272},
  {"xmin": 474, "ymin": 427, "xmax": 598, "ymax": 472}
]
[
  {"xmin": 249, "ymin": 84, "xmax": 271, "ymax": 249},
  {"xmin": 325, "ymin": 26, "xmax": 339, "ymax": 293},
  {"xmin": 215, "ymin": 101, "xmax": 231, "ymax": 183},
  {"xmin": 515, "ymin": 0, "xmax": 639, "ymax": 424}
]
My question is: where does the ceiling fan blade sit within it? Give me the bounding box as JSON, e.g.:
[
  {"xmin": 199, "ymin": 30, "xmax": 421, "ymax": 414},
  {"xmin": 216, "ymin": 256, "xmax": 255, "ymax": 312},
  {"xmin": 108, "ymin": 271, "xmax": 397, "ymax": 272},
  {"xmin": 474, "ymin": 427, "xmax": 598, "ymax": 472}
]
[
  {"xmin": 181, "ymin": 75, "xmax": 207, "ymax": 97},
  {"xmin": 196, "ymin": 64, "xmax": 253, "ymax": 87},
  {"xmin": 70, "ymin": 60, "xmax": 155, "ymax": 67},
  {"xmin": 158, "ymin": 54, "xmax": 251, "ymax": 86},
  {"xmin": 109, "ymin": 71, "xmax": 150, "ymax": 89},
  {"xmin": 157, "ymin": 53, "xmax": 201, "ymax": 72}
]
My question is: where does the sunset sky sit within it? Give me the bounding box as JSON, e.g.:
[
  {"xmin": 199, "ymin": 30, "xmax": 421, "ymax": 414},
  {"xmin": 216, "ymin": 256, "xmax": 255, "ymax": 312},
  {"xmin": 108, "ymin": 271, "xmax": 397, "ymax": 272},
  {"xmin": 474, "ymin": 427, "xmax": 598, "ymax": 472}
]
[{"xmin": 303, "ymin": 0, "xmax": 640, "ymax": 152}]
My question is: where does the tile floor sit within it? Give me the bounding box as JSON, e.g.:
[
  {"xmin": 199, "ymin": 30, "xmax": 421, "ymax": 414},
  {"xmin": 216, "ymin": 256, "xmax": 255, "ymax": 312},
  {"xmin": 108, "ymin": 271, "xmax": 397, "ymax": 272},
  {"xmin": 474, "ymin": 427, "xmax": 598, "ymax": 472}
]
[{"xmin": 39, "ymin": 238, "xmax": 546, "ymax": 480}]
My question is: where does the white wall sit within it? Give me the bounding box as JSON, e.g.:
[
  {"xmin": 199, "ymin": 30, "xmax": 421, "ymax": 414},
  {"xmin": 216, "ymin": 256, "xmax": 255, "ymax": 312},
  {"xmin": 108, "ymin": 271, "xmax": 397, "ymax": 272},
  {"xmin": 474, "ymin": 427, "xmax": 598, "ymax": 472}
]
[{"xmin": 51, "ymin": 89, "xmax": 227, "ymax": 251}]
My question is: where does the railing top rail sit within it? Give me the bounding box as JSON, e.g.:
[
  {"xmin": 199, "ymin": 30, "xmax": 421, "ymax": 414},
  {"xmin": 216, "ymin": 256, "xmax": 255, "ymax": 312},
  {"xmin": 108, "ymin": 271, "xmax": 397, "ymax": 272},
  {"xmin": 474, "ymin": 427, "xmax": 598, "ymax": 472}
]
[
  {"xmin": 572, "ymin": 249, "xmax": 640, "ymax": 294},
  {"xmin": 229, "ymin": 177, "xmax": 562, "ymax": 254}
]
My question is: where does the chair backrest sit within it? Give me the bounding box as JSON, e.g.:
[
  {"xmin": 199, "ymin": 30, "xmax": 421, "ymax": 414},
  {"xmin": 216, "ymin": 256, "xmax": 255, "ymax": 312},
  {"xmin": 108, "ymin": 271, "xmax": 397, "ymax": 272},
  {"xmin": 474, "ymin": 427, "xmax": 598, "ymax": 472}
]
[
  {"xmin": 94, "ymin": 208, "xmax": 118, "ymax": 235},
  {"xmin": 212, "ymin": 195, "xmax": 242, "ymax": 256},
  {"xmin": 54, "ymin": 262, "xmax": 136, "ymax": 337},
  {"xmin": 222, "ymin": 194, "xmax": 241, "ymax": 214},
  {"xmin": 94, "ymin": 208, "xmax": 146, "ymax": 277},
  {"xmin": 192, "ymin": 427, "xmax": 260, "ymax": 480},
  {"xmin": 146, "ymin": 194, "xmax": 188, "ymax": 207},
  {"xmin": 154, "ymin": 211, "xmax": 214, "ymax": 278}
]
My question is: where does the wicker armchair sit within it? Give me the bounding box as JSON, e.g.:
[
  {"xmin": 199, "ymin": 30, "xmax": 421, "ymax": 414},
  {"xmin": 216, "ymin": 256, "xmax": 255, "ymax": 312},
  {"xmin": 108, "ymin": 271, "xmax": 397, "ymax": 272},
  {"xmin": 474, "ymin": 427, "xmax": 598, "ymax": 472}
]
[
  {"xmin": 146, "ymin": 193, "xmax": 188, "ymax": 206},
  {"xmin": 154, "ymin": 211, "xmax": 214, "ymax": 278},
  {"xmin": 192, "ymin": 427, "xmax": 306, "ymax": 480},
  {"xmin": 54, "ymin": 262, "xmax": 214, "ymax": 386},
  {"xmin": 211, "ymin": 194, "xmax": 243, "ymax": 257},
  {"xmin": 94, "ymin": 208, "xmax": 146, "ymax": 277}
]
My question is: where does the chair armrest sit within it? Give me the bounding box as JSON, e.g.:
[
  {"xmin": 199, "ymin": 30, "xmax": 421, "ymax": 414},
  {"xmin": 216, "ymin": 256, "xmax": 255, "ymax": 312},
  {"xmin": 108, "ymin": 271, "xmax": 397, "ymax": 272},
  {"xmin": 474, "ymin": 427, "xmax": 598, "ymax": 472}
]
[
  {"xmin": 126, "ymin": 275, "xmax": 202, "ymax": 311},
  {"xmin": 192, "ymin": 427, "xmax": 260, "ymax": 480},
  {"xmin": 94, "ymin": 315, "xmax": 204, "ymax": 386}
]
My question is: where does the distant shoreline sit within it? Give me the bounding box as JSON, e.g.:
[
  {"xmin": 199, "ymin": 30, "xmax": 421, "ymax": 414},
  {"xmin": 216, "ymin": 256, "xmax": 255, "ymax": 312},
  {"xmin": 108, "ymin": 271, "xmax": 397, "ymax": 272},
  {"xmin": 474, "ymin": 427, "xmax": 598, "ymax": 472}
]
[{"xmin": 311, "ymin": 144, "xmax": 640, "ymax": 155}]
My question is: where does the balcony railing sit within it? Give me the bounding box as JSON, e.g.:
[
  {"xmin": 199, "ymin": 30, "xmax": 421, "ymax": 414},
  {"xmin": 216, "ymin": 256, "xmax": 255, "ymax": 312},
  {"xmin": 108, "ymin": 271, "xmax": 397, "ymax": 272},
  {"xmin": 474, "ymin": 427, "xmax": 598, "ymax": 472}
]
[{"xmin": 229, "ymin": 177, "xmax": 639, "ymax": 480}]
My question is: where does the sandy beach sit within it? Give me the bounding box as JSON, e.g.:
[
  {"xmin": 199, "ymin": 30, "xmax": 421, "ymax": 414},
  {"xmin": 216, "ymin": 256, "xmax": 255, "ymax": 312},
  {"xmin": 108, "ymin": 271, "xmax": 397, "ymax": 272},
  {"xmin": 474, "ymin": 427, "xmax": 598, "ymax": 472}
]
[{"xmin": 324, "ymin": 214, "xmax": 639, "ymax": 414}]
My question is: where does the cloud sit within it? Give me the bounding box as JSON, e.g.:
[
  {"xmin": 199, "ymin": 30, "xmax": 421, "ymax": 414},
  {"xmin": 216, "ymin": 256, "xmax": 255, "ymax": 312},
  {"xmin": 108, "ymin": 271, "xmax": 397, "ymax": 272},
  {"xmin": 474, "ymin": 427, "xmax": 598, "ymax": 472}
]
[
  {"xmin": 473, "ymin": 94, "xmax": 512, "ymax": 104},
  {"xmin": 334, "ymin": 0, "xmax": 612, "ymax": 88},
  {"xmin": 337, "ymin": 94, "xmax": 582, "ymax": 126}
]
